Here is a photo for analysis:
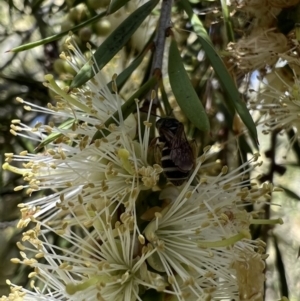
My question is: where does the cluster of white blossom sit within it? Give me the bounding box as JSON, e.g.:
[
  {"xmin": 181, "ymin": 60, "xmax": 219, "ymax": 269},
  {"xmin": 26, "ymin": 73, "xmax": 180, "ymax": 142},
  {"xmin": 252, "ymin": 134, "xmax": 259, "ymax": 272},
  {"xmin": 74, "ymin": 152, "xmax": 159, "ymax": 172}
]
[{"xmin": 1, "ymin": 37, "xmax": 279, "ymax": 301}]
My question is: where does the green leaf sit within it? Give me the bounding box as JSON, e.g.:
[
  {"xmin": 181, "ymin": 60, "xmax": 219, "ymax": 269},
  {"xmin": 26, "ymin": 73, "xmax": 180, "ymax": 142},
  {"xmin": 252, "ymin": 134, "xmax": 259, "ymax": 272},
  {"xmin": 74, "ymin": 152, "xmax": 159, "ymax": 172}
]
[
  {"xmin": 180, "ymin": 0, "xmax": 258, "ymax": 146},
  {"xmin": 106, "ymin": 52, "xmax": 144, "ymax": 91},
  {"xmin": 106, "ymin": 33, "xmax": 154, "ymax": 91},
  {"xmin": 70, "ymin": 0, "xmax": 159, "ymax": 89},
  {"xmin": 168, "ymin": 39, "xmax": 210, "ymax": 131},
  {"xmin": 36, "ymin": 119, "xmax": 75, "ymax": 150},
  {"xmin": 8, "ymin": 12, "xmax": 106, "ymax": 52},
  {"xmin": 108, "ymin": 0, "xmax": 130, "ymax": 14}
]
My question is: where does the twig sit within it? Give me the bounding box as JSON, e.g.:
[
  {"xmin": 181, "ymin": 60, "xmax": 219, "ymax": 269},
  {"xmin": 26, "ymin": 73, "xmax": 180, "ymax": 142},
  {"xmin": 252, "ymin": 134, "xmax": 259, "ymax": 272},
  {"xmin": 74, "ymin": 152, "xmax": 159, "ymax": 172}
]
[
  {"xmin": 151, "ymin": 0, "xmax": 173, "ymax": 74},
  {"xmin": 146, "ymin": 0, "xmax": 173, "ymax": 113}
]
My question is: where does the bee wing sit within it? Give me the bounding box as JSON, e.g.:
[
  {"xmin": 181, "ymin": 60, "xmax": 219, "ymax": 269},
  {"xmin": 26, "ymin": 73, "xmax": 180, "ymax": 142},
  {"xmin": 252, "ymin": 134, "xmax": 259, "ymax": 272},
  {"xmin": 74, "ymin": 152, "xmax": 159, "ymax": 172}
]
[
  {"xmin": 170, "ymin": 125, "xmax": 194, "ymax": 172},
  {"xmin": 159, "ymin": 127, "xmax": 175, "ymax": 144}
]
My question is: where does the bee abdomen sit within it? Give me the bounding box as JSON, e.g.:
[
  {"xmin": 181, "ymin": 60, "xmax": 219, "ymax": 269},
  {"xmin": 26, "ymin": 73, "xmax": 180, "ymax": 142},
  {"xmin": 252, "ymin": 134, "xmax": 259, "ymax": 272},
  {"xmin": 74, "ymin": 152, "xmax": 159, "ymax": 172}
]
[{"xmin": 161, "ymin": 147, "xmax": 189, "ymax": 185}]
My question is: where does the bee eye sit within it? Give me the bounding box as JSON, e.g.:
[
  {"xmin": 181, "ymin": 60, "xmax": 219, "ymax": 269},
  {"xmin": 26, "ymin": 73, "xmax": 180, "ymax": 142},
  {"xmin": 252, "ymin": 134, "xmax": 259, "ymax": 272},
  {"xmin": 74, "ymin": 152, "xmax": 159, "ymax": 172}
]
[
  {"xmin": 156, "ymin": 118, "xmax": 178, "ymax": 128},
  {"xmin": 156, "ymin": 119, "xmax": 162, "ymax": 127}
]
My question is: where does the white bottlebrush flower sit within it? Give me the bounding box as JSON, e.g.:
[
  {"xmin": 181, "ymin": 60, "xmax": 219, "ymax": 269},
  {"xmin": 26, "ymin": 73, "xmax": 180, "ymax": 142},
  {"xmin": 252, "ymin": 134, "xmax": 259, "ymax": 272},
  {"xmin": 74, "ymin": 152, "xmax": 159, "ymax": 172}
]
[
  {"xmin": 143, "ymin": 153, "xmax": 278, "ymax": 301},
  {"xmin": 4, "ymin": 137, "xmax": 162, "ymax": 226},
  {"xmin": 2, "ymin": 34, "xmax": 281, "ymax": 301},
  {"xmin": 2, "ymin": 37, "xmax": 162, "ymax": 225},
  {"xmin": 0, "ymin": 281, "xmax": 59, "ymax": 301},
  {"xmin": 3, "ymin": 102, "xmax": 162, "ymax": 225},
  {"xmin": 5, "ymin": 206, "xmax": 163, "ymax": 301},
  {"xmin": 249, "ymin": 69, "xmax": 300, "ymax": 147},
  {"xmin": 227, "ymin": 29, "xmax": 289, "ymax": 74},
  {"xmin": 3, "ymin": 153, "xmax": 280, "ymax": 301},
  {"xmin": 13, "ymin": 37, "xmax": 137, "ymax": 142}
]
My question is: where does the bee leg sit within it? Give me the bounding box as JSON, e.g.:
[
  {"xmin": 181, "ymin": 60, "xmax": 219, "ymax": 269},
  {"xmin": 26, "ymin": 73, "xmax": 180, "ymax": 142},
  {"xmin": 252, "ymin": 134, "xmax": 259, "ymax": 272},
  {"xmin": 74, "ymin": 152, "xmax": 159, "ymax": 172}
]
[
  {"xmin": 147, "ymin": 137, "xmax": 162, "ymax": 166},
  {"xmin": 189, "ymin": 139, "xmax": 199, "ymax": 160},
  {"xmin": 147, "ymin": 138, "xmax": 168, "ymax": 186}
]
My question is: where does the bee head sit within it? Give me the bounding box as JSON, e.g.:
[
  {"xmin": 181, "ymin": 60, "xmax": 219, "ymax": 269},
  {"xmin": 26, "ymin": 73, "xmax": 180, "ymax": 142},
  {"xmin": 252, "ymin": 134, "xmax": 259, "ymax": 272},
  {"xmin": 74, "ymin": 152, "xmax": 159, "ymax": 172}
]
[{"xmin": 156, "ymin": 118, "xmax": 180, "ymax": 135}]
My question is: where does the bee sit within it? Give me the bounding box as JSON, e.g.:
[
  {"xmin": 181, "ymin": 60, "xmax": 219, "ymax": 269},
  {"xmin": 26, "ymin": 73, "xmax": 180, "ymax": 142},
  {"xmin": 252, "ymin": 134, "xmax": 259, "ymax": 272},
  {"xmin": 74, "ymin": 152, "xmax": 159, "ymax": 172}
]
[{"xmin": 155, "ymin": 118, "xmax": 195, "ymax": 186}]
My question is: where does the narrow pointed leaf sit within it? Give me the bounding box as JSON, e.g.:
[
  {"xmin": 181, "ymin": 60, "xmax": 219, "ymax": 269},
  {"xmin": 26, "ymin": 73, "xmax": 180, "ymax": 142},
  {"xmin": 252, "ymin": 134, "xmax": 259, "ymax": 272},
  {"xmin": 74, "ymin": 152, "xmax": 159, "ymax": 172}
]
[
  {"xmin": 106, "ymin": 34, "xmax": 154, "ymax": 91},
  {"xmin": 168, "ymin": 39, "xmax": 210, "ymax": 131},
  {"xmin": 70, "ymin": 0, "xmax": 159, "ymax": 89},
  {"xmin": 8, "ymin": 12, "xmax": 106, "ymax": 52},
  {"xmin": 180, "ymin": 0, "xmax": 258, "ymax": 146},
  {"xmin": 106, "ymin": 51, "xmax": 145, "ymax": 91},
  {"xmin": 108, "ymin": 0, "xmax": 131, "ymax": 14},
  {"xmin": 36, "ymin": 118, "xmax": 75, "ymax": 150}
]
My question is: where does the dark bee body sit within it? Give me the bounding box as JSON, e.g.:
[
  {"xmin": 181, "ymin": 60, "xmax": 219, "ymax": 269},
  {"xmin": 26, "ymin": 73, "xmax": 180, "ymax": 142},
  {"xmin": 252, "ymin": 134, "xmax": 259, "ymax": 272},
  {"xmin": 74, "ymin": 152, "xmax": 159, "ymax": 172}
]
[{"xmin": 156, "ymin": 118, "xmax": 194, "ymax": 186}]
